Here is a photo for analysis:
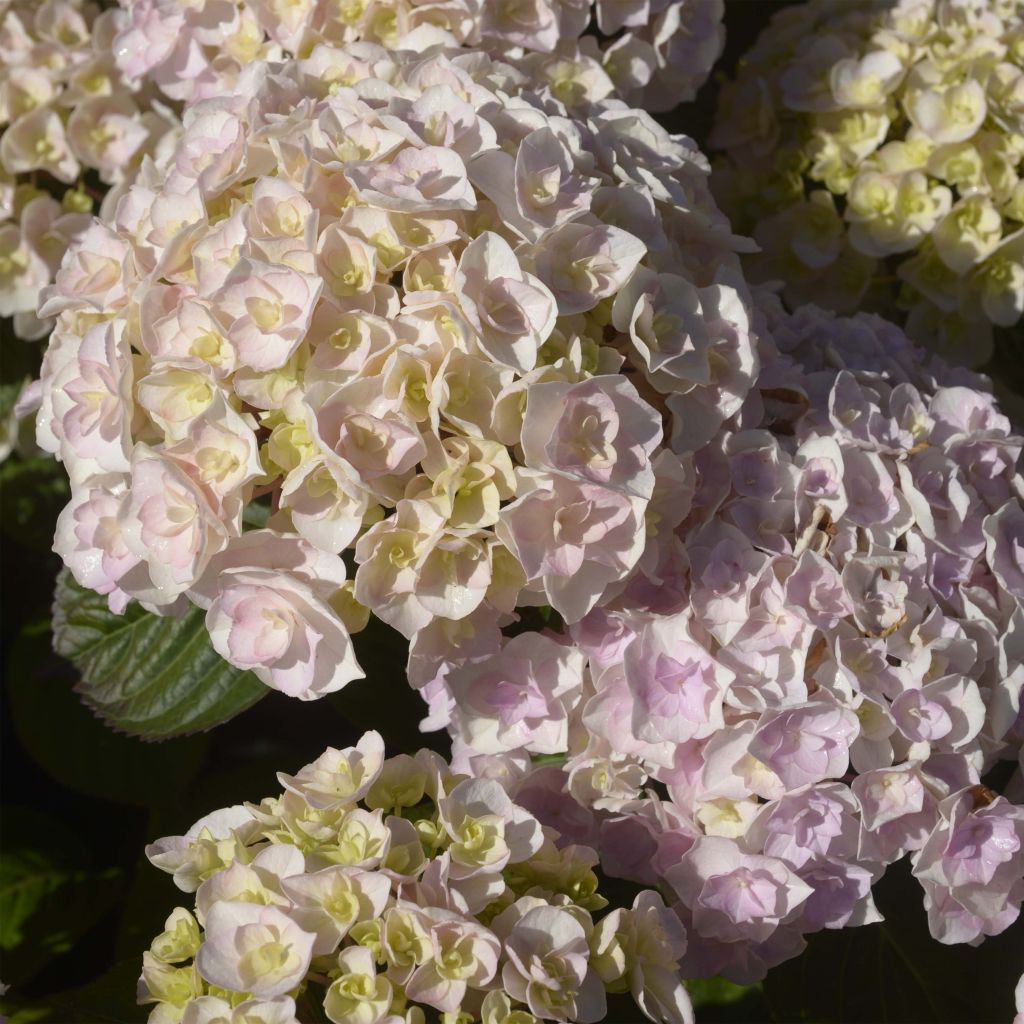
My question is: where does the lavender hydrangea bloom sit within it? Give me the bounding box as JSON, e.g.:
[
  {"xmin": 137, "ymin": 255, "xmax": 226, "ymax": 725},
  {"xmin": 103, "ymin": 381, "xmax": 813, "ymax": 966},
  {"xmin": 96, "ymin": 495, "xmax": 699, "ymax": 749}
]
[
  {"xmin": 913, "ymin": 788, "xmax": 1024, "ymax": 945},
  {"xmin": 476, "ymin": 296, "xmax": 1024, "ymax": 983}
]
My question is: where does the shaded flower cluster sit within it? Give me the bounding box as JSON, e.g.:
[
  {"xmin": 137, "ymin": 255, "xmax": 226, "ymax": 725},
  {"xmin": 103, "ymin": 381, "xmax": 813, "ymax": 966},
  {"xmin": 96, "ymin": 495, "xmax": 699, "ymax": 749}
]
[
  {"xmin": 711, "ymin": 0, "xmax": 1024, "ymax": 363},
  {"xmin": 40, "ymin": 42, "xmax": 753, "ymax": 701},
  {"xmin": 139, "ymin": 731, "xmax": 693, "ymax": 1024},
  {"xmin": 0, "ymin": 0, "xmax": 176, "ymax": 340},
  {"xmin": 114, "ymin": 0, "xmax": 724, "ymax": 112},
  {"xmin": 435, "ymin": 295, "xmax": 1024, "ymax": 980}
]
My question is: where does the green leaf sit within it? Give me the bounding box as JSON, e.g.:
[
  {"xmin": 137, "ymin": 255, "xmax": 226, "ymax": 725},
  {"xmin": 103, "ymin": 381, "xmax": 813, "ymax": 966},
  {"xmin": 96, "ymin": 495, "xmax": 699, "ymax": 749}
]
[
  {"xmin": 530, "ymin": 753, "xmax": 567, "ymax": 767},
  {"xmin": 0, "ymin": 849, "xmax": 68, "ymax": 950},
  {"xmin": 51, "ymin": 569, "xmax": 268, "ymax": 740},
  {"xmin": 686, "ymin": 976, "xmax": 761, "ymax": 1008},
  {"xmin": 685, "ymin": 977, "xmax": 767, "ymax": 1023},
  {"xmin": 0, "ymin": 374, "xmax": 27, "ymax": 418},
  {"xmin": 4, "ymin": 1008, "xmax": 54, "ymax": 1024},
  {"xmin": 0, "ymin": 809, "xmax": 125, "ymax": 987},
  {"xmin": 0, "ymin": 457, "xmax": 69, "ymax": 552},
  {"xmin": 242, "ymin": 498, "xmax": 272, "ymax": 530},
  {"xmin": 7, "ymin": 622, "xmax": 209, "ymax": 805}
]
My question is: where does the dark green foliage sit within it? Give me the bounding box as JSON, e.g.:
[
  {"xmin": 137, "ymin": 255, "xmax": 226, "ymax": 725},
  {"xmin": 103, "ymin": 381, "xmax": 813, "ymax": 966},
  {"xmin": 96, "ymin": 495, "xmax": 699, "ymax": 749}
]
[{"xmin": 52, "ymin": 570, "xmax": 268, "ymax": 739}]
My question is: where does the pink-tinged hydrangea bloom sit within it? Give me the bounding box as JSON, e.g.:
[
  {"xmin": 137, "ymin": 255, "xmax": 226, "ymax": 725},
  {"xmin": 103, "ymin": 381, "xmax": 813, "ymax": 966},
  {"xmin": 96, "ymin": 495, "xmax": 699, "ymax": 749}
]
[
  {"xmin": 624, "ymin": 614, "xmax": 730, "ymax": 745},
  {"xmin": 206, "ymin": 567, "xmax": 362, "ymax": 699},
  {"xmin": 447, "ymin": 632, "xmax": 585, "ymax": 755},
  {"xmin": 749, "ymin": 701, "xmax": 860, "ymax": 792},
  {"xmin": 47, "ymin": 320, "xmax": 134, "ymax": 482},
  {"xmin": 188, "ymin": 995, "xmax": 299, "ymax": 1024},
  {"xmin": 500, "ymin": 905, "xmax": 607, "ymax": 1023},
  {"xmin": 499, "ymin": 477, "xmax": 648, "ymax": 623},
  {"xmin": 67, "ymin": 95, "xmax": 151, "ymax": 184},
  {"xmin": 667, "ymin": 837, "xmax": 813, "ymax": 945},
  {"xmin": 687, "ymin": 521, "xmax": 769, "ymax": 646},
  {"xmin": 0, "ymin": 220, "xmax": 49, "ymax": 319},
  {"xmin": 984, "ymin": 501, "xmax": 1024, "ymax": 599},
  {"xmin": 783, "ymin": 551, "xmax": 853, "ymax": 631},
  {"xmin": 743, "ymin": 785, "xmax": 862, "ymax": 871},
  {"xmin": 1, "ymin": 107, "xmax": 79, "ymax": 182},
  {"xmin": 119, "ymin": 445, "xmax": 230, "ymax": 605},
  {"xmin": 144, "ymin": 804, "xmax": 257, "ymax": 893},
  {"xmin": 0, "ymin": 1, "xmax": 175, "ymax": 346},
  {"xmin": 187, "ymin": 531, "xmax": 363, "ymax": 698},
  {"xmin": 171, "ymin": 104, "xmax": 246, "ymax": 195},
  {"xmin": 567, "ymin": 741, "xmax": 647, "ymax": 813},
  {"xmin": 181, "ymin": 995, "xmax": 298, "ymax": 1024},
  {"xmin": 527, "ymin": 221, "xmax": 647, "ymax": 315},
  {"xmin": 195, "ymin": 844, "xmax": 304, "ymax": 922},
  {"xmin": 212, "ymin": 259, "xmax": 322, "ymax": 371},
  {"xmin": 797, "ymin": 859, "xmax": 882, "ymax": 933},
  {"xmin": 54, "ymin": 482, "xmax": 139, "ymax": 615},
  {"xmin": 40, "ymin": 42, "xmax": 749, "ymax": 705},
  {"xmin": 852, "ymin": 763, "xmax": 935, "ymax": 847},
  {"xmin": 520, "ymin": 376, "xmax": 661, "ymax": 499},
  {"xmin": 311, "ymin": 381, "xmax": 426, "ymax": 485},
  {"xmin": 470, "ymin": 124, "xmax": 597, "ymax": 243},
  {"xmin": 438, "ymin": 777, "xmax": 544, "ymax": 876},
  {"xmin": 454, "ymin": 231, "xmax": 557, "ymax": 373},
  {"xmin": 592, "ymin": 889, "xmax": 693, "ymax": 1024},
  {"xmin": 114, "ymin": 0, "xmax": 721, "ymax": 111},
  {"xmin": 1, "ymin": 193, "xmax": 93, "ymax": 341},
  {"xmin": 913, "ymin": 789, "xmax": 1024, "ymax": 944},
  {"xmin": 346, "ymin": 146, "xmax": 477, "ymax": 213},
  {"xmin": 281, "ymin": 865, "xmax": 391, "ymax": 954},
  {"xmin": 139, "ymin": 733, "xmax": 691, "ymax": 1024},
  {"xmin": 890, "ymin": 675, "xmax": 986, "ymax": 751},
  {"xmin": 40, "ymin": 222, "xmax": 133, "ymax": 318},
  {"xmin": 405, "ymin": 912, "xmax": 500, "ymax": 1012}
]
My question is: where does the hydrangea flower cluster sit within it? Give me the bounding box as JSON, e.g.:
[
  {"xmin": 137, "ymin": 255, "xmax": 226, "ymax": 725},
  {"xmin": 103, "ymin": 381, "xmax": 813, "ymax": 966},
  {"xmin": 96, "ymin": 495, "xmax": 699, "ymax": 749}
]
[
  {"xmin": 39, "ymin": 42, "xmax": 754, "ymax": 701},
  {"xmin": 429, "ymin": 296, "xmax": 1024, "ymax": 981},
  {"xmin": 711, "ymin": 0, "xmax": 1024, "ymax": 363},
  {"xmin": 139, "ymin": 731, "xmax": 694, "ymax": 1024},
  {"xmin": 0, "ymin": 0, "xmax": 176, "ymax": 341},
  {"xmin": 114, "ymin": 0, "xmax": 723, "ymax": 112},
  {"xmin": 2, "ymin": 0, "xmax": 721, "ymax": 415}
]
